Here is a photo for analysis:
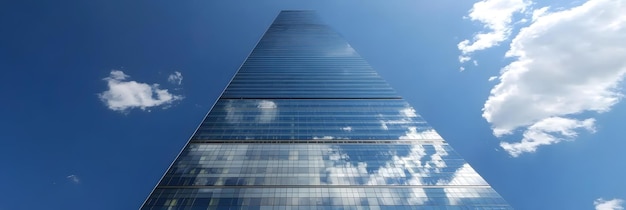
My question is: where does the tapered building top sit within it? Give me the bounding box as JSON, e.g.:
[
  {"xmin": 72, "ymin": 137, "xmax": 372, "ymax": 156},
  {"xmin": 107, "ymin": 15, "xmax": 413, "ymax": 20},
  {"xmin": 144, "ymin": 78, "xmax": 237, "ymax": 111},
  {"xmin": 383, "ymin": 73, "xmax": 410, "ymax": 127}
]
[
  {"xmin": 221, "ymin": 10, "xmax": 399, "ymax": 100},
  {"xmin": 141, "ymin": 10, "xmax": 511, "ymax": 209}
]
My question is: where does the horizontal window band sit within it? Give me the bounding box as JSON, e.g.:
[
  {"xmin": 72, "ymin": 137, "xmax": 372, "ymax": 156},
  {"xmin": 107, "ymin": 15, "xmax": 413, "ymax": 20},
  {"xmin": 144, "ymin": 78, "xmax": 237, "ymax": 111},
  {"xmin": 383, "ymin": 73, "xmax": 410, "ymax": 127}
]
[
  {"xmin": 155, "ymin": 185, "xmax": 492, "ymax": 189},
  {"xmin": 219, "ymin": 97, "xmax": 403, "ymax": 100},
  {"xmin": 188, "ymin": 139, "xmax": 446, "ymax": 145}
]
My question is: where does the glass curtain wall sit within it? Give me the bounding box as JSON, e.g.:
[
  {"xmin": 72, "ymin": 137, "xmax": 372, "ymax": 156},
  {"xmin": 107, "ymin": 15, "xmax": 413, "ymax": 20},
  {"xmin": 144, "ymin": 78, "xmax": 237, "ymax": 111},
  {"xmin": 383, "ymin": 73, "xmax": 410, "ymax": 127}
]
[{"xmin": 141, "ymin": 10, "xmax": 511, "ymax": 210}]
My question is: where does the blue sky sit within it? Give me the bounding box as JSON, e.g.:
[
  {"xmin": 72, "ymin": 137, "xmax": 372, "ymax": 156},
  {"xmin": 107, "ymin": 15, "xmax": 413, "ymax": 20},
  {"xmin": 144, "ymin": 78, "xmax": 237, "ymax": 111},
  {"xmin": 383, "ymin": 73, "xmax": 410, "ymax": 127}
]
[{"xmin": 1, "ymin": 0, "xmax": 625, "ymax": 209}]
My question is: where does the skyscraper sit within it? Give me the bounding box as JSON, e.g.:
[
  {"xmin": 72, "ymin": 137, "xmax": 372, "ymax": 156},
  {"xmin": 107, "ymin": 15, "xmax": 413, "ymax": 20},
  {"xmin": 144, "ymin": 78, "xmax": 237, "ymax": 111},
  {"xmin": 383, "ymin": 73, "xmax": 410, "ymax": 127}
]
[{"xmin": 142, "ymin": 10, "xmax": 511, "ymax": 209}]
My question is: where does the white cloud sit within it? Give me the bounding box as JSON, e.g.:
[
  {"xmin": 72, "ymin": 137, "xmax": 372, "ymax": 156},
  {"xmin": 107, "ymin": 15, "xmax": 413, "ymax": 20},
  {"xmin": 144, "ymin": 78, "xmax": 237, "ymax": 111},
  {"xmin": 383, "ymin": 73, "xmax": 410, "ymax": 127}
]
[
  {"xmin": 378, "ymin": 107, "xmax": 417, "ymax": 131},
  {"xmin": 500, "ymin": 117, "xmax": 595, "ymax": 157},
  {"xmin": 99, "ymin": 70, "xmax": 183, "ymax": 112},
  {"xmin": 595, "ymin": 198, "xmax": 625, "ymax": 210},
  {"xmin": 399, "ymin": 128, "xmax": 443, "ymax": 140},
  {"xmin": 223, "ymin": 100, "xmax": 278, "ymax": 124},
  {"xmin": 313, "ymin": 136, "xmax": 335, "ymax": 140},
  {"xmin": 439, "ymin": 164, "xmax": 486, "ymax": 205},
  {"xmin": 380, "ymin": 120, "xmax": 389, "ymax": 130},
  {"xmin": 488, "ymin": 76, "xmax": 498, "ymax": 81},
  {"xmin": 531, "ymin": 6, "xmax": 549, "ymax": 21},
  {"xmin": 257, "ymin": 100, "xmax": 276, "ymax": 109},
  {"xmin": 256, "ymin": 100, "xmax": 278, "ymax": 123},
  {"xmin": 167, "ymin": 71, "xmax": 183, "ymax": 85},
  {"xmin": 458, "ymin": 0, "xmax": 530, "ymax": 61},
  {"xmin": 312, "ymin": 136, "xmax": 350, "ymax": 140},
  {"xmin": 459, "ymin": 55, "xmax": 471, "ymax": 63},
  {"xmin": 66, "ymin": 174, "xmax": 80, "ymax": 184},
  {"xmin": 341, "ymin": 126, "xmax": 352, "ymax": 132},
  {"xmin": 401, "ymin": 107, "xmax": 417, "ymax": 118},
  {"xmin": 327, "ymin": 43, "xmax": 357, "ymax": 57},
  {"xmin": 483, "ymin": 0, "xmax": 626, "ymax": 156},
  {"xmin": 224, "ymin": 100, "xmax": 243, "ymax": 123}
]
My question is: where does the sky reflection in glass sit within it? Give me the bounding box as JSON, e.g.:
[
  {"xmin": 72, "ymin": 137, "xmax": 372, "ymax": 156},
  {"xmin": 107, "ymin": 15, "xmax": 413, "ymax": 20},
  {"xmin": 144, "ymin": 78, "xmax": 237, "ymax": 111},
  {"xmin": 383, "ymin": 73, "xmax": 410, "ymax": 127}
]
[{"xmin": 142, "ymin": 10, "xmax": 511, "ymax": 210}]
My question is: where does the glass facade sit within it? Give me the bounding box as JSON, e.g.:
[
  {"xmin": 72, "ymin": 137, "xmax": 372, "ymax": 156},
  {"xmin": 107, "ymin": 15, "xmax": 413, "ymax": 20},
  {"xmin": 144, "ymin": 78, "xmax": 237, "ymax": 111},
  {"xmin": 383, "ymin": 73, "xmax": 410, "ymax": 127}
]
[{"xmin": 141, "ymin": 10, "xmax": 511, "ymax": 210}]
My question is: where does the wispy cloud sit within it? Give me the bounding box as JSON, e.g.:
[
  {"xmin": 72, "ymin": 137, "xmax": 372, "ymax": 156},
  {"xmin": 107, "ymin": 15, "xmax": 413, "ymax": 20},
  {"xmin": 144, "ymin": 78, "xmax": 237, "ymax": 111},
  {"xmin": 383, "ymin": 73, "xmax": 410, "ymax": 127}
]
[
  {"xmin": 167, "ymin": 71, "xmax": 183, "ymax": 85},
  {"xmin": 595, "ymin": 198, "xmax": 624, "ymax": 210},
  {"xmin": 99, "ymin": 70, "xmax": 183, "ymax": 112},
  {"xmin": 458, "ymin": 0, "xmax": 530, "ymax": 63},
  {"xmin": 256, "ymin": 100, "xmax": 278, "ymax": 123},
  {"xmin": 66, "ymin": 174, "xmax": 80, "ymax": 184},
  {"xmin": 327, "ymin": 43, "xmax": 357, "ymax": 57},
  {"xmin": 481, "ymin": 0, "xmax": 626, "ymax": 157},
  {"xmin": 313, "ymin": 136, "xmax": 334, "ymax": 140},
  {"xmin": 499, "ymin": 117, "xmax": 595, "ymax": 157}
]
